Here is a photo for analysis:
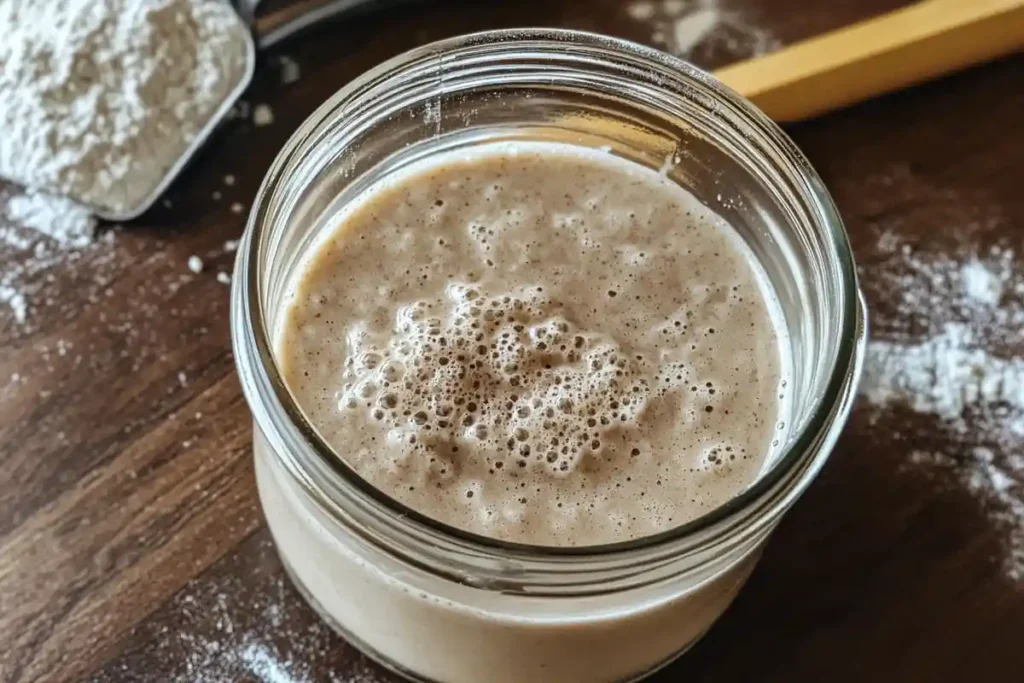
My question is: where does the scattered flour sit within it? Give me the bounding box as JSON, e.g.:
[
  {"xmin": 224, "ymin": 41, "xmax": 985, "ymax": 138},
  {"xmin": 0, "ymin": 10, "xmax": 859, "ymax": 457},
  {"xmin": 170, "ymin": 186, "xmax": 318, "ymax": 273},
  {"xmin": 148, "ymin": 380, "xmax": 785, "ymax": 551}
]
[
  {"xmin": 961, "ymin": 257, "xmax": 1005, "ymax": 307},
  {"xmin": 4, "ymin": 190, "xmax": 96, "ymax": 247},
  {"xmin": 670, "ymin": 8, "xmax": 720, "ymax": 55},
  {"xmin": 626, "ymin": 0, "xmax": 780, "ymax": 60},
  {"xmin": 0, "ymin": 284, "xmax": 27, "ymax": 324},
  {"xmin": 278, "ymin": 55, "xmax": 302, "ymax": 85},
  {"xmin": 858, "ymin": 235, "xmax": 1024, "ymax": 581},
  {"xmin": 626, "ymin": 1, "xmax": 656, "ymax": 21},
  {"xmin": 1, "ymin": 188, "xmax": 115, "ymax": 325},
  {"xmin": 863, "ymin": 322, "xmax": 1024, "ymax": 422},
  {"xmin": 254, "ymin": 104, "xmax": 275, "ymax": 127},
  {"xmin": 88, "ymin": 539, "xmax": 389, "ymax": 683},
  {"xmin": 0, "ymin": 0, "xmax": 252, "ymax": 215},
  {"xmin": 240, "ymin": 643, "xmax": 311, "ymax": 683},
  {"xmin": 908, "ymin": 448, "xmax": 1024, "ymax": 582}
]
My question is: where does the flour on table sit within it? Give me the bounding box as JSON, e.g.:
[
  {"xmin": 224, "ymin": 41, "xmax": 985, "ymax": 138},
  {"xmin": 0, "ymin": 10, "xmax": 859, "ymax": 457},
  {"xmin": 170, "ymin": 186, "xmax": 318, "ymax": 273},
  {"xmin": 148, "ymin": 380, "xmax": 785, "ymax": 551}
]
[
  {"xmin": 0, "ymin": 284, "xmax": 27, "ymax": 325},
  {"xmin": 1, "ymin": 188, "xmax": 114, "ymax": 326},
  {"xmin": 670, "ymin": 8, "xmax": 720, "ymax": 54},
  {"xmin": 0, "ymin": 0, "xmax": 251, "ymax": 215},
  {"xmin": 626, "ymin": 0, "xmax": 780, "ymax": 60},
  {"xmin": 254, "ymin": 104, "xmax": 276, "ymax": 127},
  {"xmin": 863, "ymin": 322, "xmax": 1024, "ymax": 423},
  {"xmin": 908, "ymin": 448, "xmax": 1024, "ymax": 582},
  {"xmin": 859, "ymin": 234, "xmax": 1024, "ymax": 582},
  {"xmin": 960, "ymin": 257, "xmax": 1005, "ymax": 307},
  {"xmin": 278, "ymin": 55, "xmax": 302, "ymax": 85},
  {"xmin": 88, "ymin": 539, "xmax": 389, "ymax": 683},
  {"xmin": 4, "ymin": 190, "xmax": 96, "ymax": 247}
]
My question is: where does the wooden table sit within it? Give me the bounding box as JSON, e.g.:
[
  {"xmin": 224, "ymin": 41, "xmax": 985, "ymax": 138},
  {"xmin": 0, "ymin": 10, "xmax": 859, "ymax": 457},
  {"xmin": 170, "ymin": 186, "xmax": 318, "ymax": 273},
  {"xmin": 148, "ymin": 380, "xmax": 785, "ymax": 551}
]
[{"xmin": 2, "ymin": 1, "xmax": 1022, "ymax": 681}]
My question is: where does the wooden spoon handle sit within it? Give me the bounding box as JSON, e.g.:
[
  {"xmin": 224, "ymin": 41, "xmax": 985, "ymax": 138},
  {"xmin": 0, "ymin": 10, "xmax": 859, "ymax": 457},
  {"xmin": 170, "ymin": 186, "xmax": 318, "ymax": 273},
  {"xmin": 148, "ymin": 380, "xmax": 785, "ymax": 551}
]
[{"xmin": 715, "ymin": 0, "xmax": 1024, "ymax": 122}]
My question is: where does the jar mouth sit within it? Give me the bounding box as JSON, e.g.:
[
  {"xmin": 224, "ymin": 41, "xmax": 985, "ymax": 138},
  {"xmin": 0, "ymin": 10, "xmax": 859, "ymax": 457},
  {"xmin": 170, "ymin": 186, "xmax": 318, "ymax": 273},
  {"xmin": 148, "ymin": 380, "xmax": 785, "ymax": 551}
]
[{"xmin": 234, "ymin": 28, "xmax": 866, "ymax": 560}]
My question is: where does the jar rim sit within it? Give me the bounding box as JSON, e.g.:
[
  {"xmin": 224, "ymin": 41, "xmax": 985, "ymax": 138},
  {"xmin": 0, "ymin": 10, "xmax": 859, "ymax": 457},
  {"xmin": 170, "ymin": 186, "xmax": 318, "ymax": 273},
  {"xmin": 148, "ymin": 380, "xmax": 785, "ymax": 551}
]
[{"xmin": 234, "ymin": 28, "xmax": 866, "ymax": 562}]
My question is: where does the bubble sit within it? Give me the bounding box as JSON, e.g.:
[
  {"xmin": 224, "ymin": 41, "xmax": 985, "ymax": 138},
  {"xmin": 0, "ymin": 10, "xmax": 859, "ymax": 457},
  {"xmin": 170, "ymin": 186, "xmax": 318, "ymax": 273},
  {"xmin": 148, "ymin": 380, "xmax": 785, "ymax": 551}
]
[{"xmin": 381, "ymin": 360, "xmax": 405, "ymax": 382}]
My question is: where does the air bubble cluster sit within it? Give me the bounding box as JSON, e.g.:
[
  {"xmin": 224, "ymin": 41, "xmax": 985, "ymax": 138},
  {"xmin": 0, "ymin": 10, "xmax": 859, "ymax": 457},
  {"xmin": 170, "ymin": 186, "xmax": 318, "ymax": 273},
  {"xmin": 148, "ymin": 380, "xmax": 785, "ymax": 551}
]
[{"xmin": 337, "ymin": 284, "xmax": 673, "ymax": 481}]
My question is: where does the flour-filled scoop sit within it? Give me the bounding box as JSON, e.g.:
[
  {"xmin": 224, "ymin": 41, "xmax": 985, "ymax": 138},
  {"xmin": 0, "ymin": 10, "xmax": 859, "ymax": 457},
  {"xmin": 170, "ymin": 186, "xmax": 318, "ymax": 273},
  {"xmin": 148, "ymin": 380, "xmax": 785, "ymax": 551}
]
[{"xmin": 0, "ymin": 0, "xmax": 421, "ymax": 221}]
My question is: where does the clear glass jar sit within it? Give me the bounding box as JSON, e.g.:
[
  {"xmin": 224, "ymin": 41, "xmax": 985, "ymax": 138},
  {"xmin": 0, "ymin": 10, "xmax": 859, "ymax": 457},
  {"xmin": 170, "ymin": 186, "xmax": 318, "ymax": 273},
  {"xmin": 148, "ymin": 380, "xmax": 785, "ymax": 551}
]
[{"xmin": 232, "ymin": 29, "xmax": 867, "ymax": 683}]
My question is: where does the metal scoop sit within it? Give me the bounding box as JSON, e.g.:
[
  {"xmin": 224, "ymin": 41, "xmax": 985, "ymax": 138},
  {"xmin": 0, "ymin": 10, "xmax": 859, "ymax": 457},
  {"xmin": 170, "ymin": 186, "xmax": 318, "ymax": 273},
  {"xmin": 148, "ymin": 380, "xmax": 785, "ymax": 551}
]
[
  {"xmin": 66, "ymin": 0, "xmax": 416, "ymax": 222},
  {"xmin": 120, "ymin": 0, "xmax": 419, "ymax": 222}
]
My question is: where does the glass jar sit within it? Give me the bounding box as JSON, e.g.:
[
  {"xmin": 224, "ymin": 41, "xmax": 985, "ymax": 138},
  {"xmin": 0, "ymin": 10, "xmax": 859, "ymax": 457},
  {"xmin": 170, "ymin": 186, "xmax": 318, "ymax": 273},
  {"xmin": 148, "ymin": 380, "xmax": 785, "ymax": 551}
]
[{"xmin": 232, "ymin": 29, "xmax": 867, "ymax": 683}]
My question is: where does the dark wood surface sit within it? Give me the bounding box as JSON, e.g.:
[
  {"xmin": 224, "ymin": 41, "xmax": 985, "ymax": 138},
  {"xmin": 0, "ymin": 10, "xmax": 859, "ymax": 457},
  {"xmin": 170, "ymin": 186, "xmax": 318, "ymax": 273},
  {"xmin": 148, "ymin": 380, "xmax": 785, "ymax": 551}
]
[{"xmin": 2, "ymin": 1, "xmax": 1022, "ymax": 681}]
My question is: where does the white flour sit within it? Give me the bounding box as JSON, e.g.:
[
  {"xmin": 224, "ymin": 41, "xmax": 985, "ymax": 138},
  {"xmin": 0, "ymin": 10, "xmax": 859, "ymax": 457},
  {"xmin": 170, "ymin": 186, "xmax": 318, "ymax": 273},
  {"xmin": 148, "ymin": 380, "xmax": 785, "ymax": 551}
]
[
  {"xmin": 863, "ymin": 322, "xmax": 1024, "ymax": 423},
  {"xmin": 626, "ymin": 0, "xmax": 780, "ymax": 59},
  {"xmin": 254, "ymin": 104, "xmax": 276, "ymax": 127},
  {"xmin": 3, "ymin": 189, "xmax": 97, "ymax": 247},
  {"xmin": 278, "ymin": 55, "xmax": 302, "ymax": 85},
  {"xmin": 960, "ymin": 257, "xmax": 1006, "ymax": 306},
  {"xmin": 0, "ymin": 0, "xmax": 251, "ymax": 215},
  {"xmin": 89, "ymin": 539, "xmax": 388, "ymax": 683},
  {"xmin": 908, "ymin": 448, "xmax": 1024, "ymax": 581},
  {"xmin": 0, "ymin": 283, "xmax": 27, "ymax": 325},
  {"xmin": 1, "ymin": 188, "xmax": 116, "ymax": 325},
  {"xmin": 859, "ymin": 236, "xmax": 1024, "ymax": 581}
]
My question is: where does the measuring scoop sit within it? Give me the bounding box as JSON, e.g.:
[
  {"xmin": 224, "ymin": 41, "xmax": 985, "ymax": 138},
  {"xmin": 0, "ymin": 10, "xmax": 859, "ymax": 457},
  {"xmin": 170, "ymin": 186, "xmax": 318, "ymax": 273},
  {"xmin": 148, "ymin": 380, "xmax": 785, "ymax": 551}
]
[
  {"xmin": 112, "ymin": 0, "xmax": 421, "ymax": 222},
  {"xmin": 2, "ymin": 0, "xmax": 420, "ymax": 222}
]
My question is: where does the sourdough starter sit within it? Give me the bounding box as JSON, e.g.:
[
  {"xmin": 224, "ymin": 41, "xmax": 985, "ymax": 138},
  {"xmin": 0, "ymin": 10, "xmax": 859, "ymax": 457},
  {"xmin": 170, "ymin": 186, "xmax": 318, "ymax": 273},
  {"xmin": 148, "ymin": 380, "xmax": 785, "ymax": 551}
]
[{"xmin": 259, "ymin": 141, "xmax": 788, "ymax": 682}]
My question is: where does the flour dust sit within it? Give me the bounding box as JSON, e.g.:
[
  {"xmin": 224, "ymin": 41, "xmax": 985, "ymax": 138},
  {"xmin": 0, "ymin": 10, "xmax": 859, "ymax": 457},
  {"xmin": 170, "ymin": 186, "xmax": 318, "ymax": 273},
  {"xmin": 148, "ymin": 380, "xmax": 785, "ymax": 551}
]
[
  {"xmin": 626, "ymin": 0, "xmax": 780, "ymax": 60},
  {"xmin": 858, "ymin": 228, "xmax": 1024, "ymax": 582},
  {"xmin": 87, "ymin": 537, "xmax": 390, "ymax": 683}
]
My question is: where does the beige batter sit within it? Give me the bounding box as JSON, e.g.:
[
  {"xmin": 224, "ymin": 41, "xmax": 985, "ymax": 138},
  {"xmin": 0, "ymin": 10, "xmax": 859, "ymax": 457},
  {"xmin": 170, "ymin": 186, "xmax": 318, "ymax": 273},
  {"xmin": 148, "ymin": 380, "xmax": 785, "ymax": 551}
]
[{"xmin": 279, "ymin": 141, "xmax": 785, "ymax": 546}]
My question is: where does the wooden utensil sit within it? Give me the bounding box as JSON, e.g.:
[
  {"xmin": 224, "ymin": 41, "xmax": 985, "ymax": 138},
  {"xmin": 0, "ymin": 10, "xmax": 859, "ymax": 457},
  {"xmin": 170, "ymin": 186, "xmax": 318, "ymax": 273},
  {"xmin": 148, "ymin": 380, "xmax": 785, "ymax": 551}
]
[{"xmin": 715, "ymin": 0, "xmax": 1024, "ymax": 122}]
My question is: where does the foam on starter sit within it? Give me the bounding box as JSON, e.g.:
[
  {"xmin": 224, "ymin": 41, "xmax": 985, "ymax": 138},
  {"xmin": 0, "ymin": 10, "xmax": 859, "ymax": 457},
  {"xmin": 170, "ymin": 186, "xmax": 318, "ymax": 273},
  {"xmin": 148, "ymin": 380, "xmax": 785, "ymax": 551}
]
[{"xmin": 279, "ymin": 142, "xmax": 787, "ymax": 546}]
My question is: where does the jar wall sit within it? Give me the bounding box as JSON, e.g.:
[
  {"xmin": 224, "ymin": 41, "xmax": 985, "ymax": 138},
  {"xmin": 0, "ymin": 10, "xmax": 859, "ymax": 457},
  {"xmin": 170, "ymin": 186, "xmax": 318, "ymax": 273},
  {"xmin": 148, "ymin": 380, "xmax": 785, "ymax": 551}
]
[
  {"xmin": 234, "ymin": 29, "xmax": 865, "ymax": 683},
  {"xmin": 255, "ymin": 427, "xmax": 768, "ymax": 683}
]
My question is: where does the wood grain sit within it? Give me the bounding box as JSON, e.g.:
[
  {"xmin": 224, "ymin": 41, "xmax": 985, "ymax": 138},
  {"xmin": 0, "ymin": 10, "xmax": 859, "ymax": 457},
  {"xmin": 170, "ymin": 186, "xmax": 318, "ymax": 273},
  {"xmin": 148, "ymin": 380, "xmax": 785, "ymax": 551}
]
[{"xmin": 2, "ymin": 1, "xmax": 1022, "ymax": 682}]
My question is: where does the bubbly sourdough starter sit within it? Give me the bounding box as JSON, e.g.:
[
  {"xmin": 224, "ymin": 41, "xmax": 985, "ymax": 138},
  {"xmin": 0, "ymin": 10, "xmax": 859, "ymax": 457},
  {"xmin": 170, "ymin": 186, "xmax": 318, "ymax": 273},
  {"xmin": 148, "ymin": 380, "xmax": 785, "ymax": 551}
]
[
  {"xmin": 261, "ymin": 141, "xmax": 788, "ymax": 683},
  {"xmin": 279, "ymin": 143, "xmax": 784, "ymax": 546}
]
